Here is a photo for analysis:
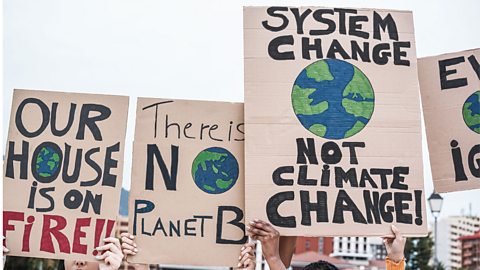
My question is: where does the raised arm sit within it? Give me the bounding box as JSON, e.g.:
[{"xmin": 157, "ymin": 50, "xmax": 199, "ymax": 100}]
[
  {"xmin": 279, "ymin": 236, "xmax": 297, "ymax": 268},
  {"xmin": 382, "ymin": 225, "xmax": 406, "ymax": 270},
  {"xmin": 247, "ymin": 220, "xmax": 295, "ymax": 270}
]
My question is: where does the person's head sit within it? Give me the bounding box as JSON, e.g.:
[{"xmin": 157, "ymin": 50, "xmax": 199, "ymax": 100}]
[
  {"xmin": 304, "ymin": 260, "xmax": 339, "ymax": 270},
  {"xmin": 62, "ymin": 260, "xmax": 99, "ymax": 270}
]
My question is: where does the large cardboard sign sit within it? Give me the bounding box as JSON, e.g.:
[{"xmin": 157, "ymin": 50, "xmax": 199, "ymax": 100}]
[
  {"xmin": 128, "ymin": 98, "xmax": 246, "ymax": 266},
  {"xmin": 244, "ymin": 6, "xmax": 427, "ymax": 236},
  {"xmin": 419, "ymin": 49, "xmax": 480, "ymax": 193},
  {"xmin": 3, "ymin": 89, "xmax": 128, "ymax": 260}
]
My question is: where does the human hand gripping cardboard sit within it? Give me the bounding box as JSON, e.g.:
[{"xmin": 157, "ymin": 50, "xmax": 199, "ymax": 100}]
[{"xmin": 120, "ymin": 233, "xmax": 149, "ymax": 270}]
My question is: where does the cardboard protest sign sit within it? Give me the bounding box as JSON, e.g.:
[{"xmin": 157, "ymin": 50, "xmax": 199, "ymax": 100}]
[
  {"xmin": 128, "ymin": 98, "xmax": 246, "ymax": 266},
  {"xmin": 3, "ymin": 89, "xmax": 128, "ymax": 260},
  {"xmin": 418, "ymin": 49, "xmax": 480, "ymax": 193},
  {"xmin": 244, "ymin": 6, "xmax": 427, "ymax": 236}
]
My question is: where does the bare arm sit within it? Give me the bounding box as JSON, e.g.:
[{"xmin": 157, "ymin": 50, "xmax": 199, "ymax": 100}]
[
  {"xmin": 382, "ymin": 224, "xmax": 406, "ymax": 270},
  {"xmin": 247, "ymin": 220, "xmax": 287, "ymax": 270},
  {"xmin": 279, "ymin": 236, "xmax": 297, "ymax": 268}
]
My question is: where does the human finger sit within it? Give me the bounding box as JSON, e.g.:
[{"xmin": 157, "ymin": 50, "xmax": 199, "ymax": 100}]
[
  {"xmin": 120, "ymin": 232, "xmax": 135, "ymax": 240},
  {"xmin": 242, "ymin": 242, "xmax": 255, "ymax": 250},
  {"xmin": 123, "ymin": 248, "xmax": 137, "ymax": 256},
  {"xmin": 121, "ymin": 235, "xmax": 136, "ymax": 247},
  {"xmin": 246, "ymin": 225, "xmax": 269, "ymax": 236},
  {"xmin": 391, "ymin": 225, "xmax": 403, "ymax": 239},
  {"xmin": 103, "ymin": 237, "xmax": 122, "ymax": 249},
  {"xmin": 246, "ymin": 230, "xmax": 257, "ymax": 239},
  {"xmin": 97, "ymin": 242, "xmax": 121, "ymax": 256},
  {"xmin": 241, "ymin": 249, "xmax": 253, "ymax": 259},
  {"xmin": 241, "ymin": 246, "xmax": 253, "ymax": 256},
  {"xmin": 249, "ymin": 234, "xmax": 260, "ymax": 241},
  {"xmin": 382, "ymin": 237, "xmax": 394, "ymax": 246},
  {"xmin": 104, "ymin": 254, "xmax": 122, "ymax": 268},
  {"xmin": 95, "ymin": 250, "xmax": 112, "ymax": 260},
  {"xmin": 243, "ymin": 258, "xmax": 253, "ymax": 268},
  {"xmin": 381, "ymin": 236, "xmax": 394, "ymax": 242},
  {"xmin": 253, "ymin": 220, "xmax": 276, "ymax": 233},
  {"xmin": 240, "ymin": 251, "xmax": 254, "ymax": 264},
  {"xmin": 249, "ymin": 221, "xmax": 271, "ymax": 232},
  {"xmin": 122, "ymin": 242, "xmax": 137, "ymax": 252}
]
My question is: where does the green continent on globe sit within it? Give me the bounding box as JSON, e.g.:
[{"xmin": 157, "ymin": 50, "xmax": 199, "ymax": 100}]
[
  {"xmin": 344, "ymin": 121, "xmax": 366, "ymax": 138},
  {"xmin": 463, "ymin": 91, "xmax": 480, "ymax": 133},
  {"xmin": 291, "ymin": 59, "xmax": 375, "ymax": 139},
  {"xmin": 216, "ymin": 178, "xmax": 233, "ymax": 189},
  {"xmin": 341, "ymin": 66, "xmax": 374, "ymax": 137},
  {"xmin": 192, "ymin": 151, "xmax": 228, "ymax": 175},
  {"xmin": 343, "ymin": 67, "xmax": 375, "ymax": 100},
  {"xmin": 306, "ymin": 60, "xmax": 334, "ymax": 82},
  {"xmin": 292, "ymin": 86, "xmax": 329, "ymax": 115}
]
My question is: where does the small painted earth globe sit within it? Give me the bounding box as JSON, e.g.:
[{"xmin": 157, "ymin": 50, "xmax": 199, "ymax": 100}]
[
  {"xmin": 463, "ymin": 90, "xmax": 480, "ymax": 134},
  {"xmin": 35, "ymin": 146, "xmax": 61, "ymax": 177},
  {"xmin": 191, "ymin": 147, "xmax": 239, "ymax": 194},
  {"xmin": 292, "ymin": 59, "xmax": 375, "ymax": 139}
]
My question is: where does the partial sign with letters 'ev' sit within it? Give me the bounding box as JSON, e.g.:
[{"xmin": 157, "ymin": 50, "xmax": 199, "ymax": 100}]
[{"xmin": 419, "ymin": 48, "xmax": 480, "ymax": 193}]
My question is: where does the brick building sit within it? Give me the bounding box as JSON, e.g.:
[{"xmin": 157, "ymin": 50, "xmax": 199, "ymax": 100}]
[
  {"xmin": 436, "ymin": 215, "xmax": 480, "ymax": 269},
  {"xmin": 295, "ymin": 237, "xmax": 334, "ymax": 255},
  {"xmin": 459, "ymin": 230, "xmax": 480, "ymax": 269}
]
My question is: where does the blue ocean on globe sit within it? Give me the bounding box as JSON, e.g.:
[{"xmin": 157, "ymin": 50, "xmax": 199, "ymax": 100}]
[
  {"xmin": 463, "ymin": 90, "xmax": 480, "ymax": 134},
  {"xmin": 191, "ymin": 147, "xmax": 239, "ymax": 194},
  {"xmin": 292, "ymin": 59, "xmax": 375, "ymax": 139},
  {"xmin": 35, "ymin": 146, "xmax": 61, "ymax": 177}
]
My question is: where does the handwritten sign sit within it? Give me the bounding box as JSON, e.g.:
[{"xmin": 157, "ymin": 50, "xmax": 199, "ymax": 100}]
[
  {"xmin": 3, "ymin": 89, "xmax": 128, "ymax": 260},
  {"xmin": 419, "ymin": 49, "xmax": 480, "ymax": 193},
  {"xmin": 244, "ymin": 6, "xmax": 427, "ymax": 236},
  {"xmin": 128, "ymin": 98, "xmax": 246, "ymax": 266}
]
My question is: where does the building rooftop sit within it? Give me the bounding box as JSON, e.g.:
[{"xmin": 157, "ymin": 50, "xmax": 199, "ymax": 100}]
[{"xmin": 459, "ymin": 230, "xmax": 480, "ymax": 241}]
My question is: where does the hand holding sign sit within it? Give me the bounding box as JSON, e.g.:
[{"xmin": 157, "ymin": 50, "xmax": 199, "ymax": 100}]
[
  {"xmin": 95, "ymin": 237, "xmax": 123, "ymax": 270},
  {"xmin": 120, "ymin": 233, "xmax": 149, "ymax": 270},
  {"xmin": 247, "ymin": 220, "xmax": 288, "ymax": 270},
  {"xmin": 237, "ymin": 242, "xmax": 256, "ymax": 270},
  {"xmin": 382, "ymin": 225, "xmax": 406, "ymax": 263},
  {"xmin": 247, "ymin": 220, "xmax": 280, "ymax": 259}
]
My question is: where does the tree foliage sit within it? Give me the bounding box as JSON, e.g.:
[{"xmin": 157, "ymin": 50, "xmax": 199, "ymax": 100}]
[
  {"xmin": 4, "ymin": 256, "xmax": 60, "ymax": 270},
  {"xmin": 405, "ymin": 233, "xmax": 434, "ymax": 270}
]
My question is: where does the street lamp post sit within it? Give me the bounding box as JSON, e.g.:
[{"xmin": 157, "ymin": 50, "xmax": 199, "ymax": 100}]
[{"xmin": 428, "ymin": 192, "xmax": 444, "ymax": 270}]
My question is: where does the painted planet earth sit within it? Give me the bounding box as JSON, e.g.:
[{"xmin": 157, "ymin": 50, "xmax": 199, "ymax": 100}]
[
  {"xmin": 191, "ymin": 147, "xmax": 239, "ymax": 194},
  {"xmin": 291, "ymin": 59, "xmax": 375, "ymax": 139},
  {"xmin": 463, "ymin": 90, "xmax": 480, "ymax": 134},
  {"xmin": 35, "ymin": 146, "xmax": 61, "ymax": 177}
]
